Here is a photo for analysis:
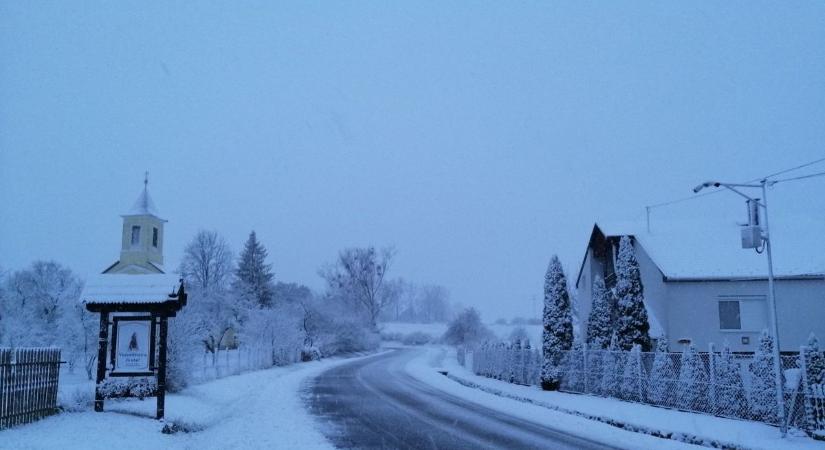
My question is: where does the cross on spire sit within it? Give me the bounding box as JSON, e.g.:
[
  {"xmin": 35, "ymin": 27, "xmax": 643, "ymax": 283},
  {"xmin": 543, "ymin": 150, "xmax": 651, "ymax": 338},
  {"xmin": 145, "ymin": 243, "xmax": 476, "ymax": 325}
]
[{"xmin": 144, "ymin": 171, "xmax": 149, "ymax": 189}]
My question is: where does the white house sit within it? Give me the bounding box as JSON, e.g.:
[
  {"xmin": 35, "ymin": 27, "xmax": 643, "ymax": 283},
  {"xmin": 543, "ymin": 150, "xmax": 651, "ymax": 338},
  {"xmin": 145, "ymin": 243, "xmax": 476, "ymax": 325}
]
[{"xmin": 575, "ymin": 219, "xmax": 825, "ymax": 353}]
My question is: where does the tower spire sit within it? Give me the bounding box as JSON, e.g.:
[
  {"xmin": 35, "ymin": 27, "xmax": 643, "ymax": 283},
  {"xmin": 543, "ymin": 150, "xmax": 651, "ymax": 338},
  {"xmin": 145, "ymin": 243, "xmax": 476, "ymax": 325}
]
[{"xmin": 144, "ymin": 171, "xmax": 149, "ymax": 189}]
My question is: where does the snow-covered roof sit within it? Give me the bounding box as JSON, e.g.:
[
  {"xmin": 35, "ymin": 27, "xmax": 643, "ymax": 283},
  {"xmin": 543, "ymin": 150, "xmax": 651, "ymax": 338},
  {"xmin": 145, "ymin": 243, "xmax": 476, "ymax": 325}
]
[
  {"xmin": 591, "ymin": 216, "xmax": 825, "ymax": 281},
  {"xmin": 82, "ymin": 274, "xmax": 183, "ymax": 305},
  {"xmin": 125, "ymin": 186, "xmax": 160, "ymax": 217}
]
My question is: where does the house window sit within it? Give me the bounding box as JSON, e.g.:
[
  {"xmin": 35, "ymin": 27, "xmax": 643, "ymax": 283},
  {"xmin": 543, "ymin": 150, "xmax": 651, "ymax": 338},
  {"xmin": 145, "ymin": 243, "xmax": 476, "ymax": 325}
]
[
  {"xmin": 718, "ymin": 296, "xmax": 767, "ymax": 331},
  {"xmin": 718, "ymin": 301, "xmax": 741, "ymax": 330},
  {"xmin": 152, "ymin": 227, "xmax": 158, "ymax": 248},
  {"xmin": 131, "ymin": 226, "xmax": 141, "ymax": 246}
]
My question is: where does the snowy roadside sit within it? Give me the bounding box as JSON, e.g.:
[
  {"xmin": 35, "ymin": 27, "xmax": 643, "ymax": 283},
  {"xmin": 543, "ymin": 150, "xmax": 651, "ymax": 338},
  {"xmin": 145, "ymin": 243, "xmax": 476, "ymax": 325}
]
[
  {"xmin": 407, "ymin": 346, "xmax": 823, "ymax": 450},
  {"xmin": 1, "ymin": 352, "xmax": 384, "ymax": 450}
]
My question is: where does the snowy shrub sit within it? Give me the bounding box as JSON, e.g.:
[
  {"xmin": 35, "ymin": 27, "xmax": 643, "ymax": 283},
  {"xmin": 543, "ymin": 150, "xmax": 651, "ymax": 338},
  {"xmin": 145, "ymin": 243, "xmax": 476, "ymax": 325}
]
[
  {"xmin": 715, "ymin": 342, "xmax": 745, "ymax": 417},
  {"xmin": 60, "ymin": 386, "xmax": 94, "ymax": 412},
  {"xmin": 804, "ymin": 332, "xmax": 825, "ymax": 386},
  {"xmin": 97, "ymin": 377, "xmax": 158, "ymax": 400},
  {"xmin": 749, "ymin": 330, "xmax": 778, "ymax": 422},
  {"xmin": 599, "ymin": 335, "xmax": 621, "ymax": 397},
  {"xmin": 648, "ymin": 338, "xmax": 676, "ymax": 406},
  {"xmin": 166, "ymin": 308, "xmax": 201, "ymax": 393},
  {"xmin": 614, "ymin": 237, "xmax": 651, "ymax": 352},
  {"xmin": 620, "ymin": 345, "xmax": 644, "ymax": 402},
  {"xmin": 677, "ymin": 344, "xmax": 708, "ymax": 411},
  {"xmin": 301, "ymin": 346, "xmax": 322, "ymax": 362},
  {"xmin": 541, "ymin": 256, "xmax": 573, "ymax": 391}
]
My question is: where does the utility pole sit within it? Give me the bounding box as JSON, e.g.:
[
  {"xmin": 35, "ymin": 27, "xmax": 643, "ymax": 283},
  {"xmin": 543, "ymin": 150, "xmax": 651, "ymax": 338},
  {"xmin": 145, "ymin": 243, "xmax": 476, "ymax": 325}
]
[{"xmin": 693, "ymin": 179, "xmax": 787, "ymax": 437}]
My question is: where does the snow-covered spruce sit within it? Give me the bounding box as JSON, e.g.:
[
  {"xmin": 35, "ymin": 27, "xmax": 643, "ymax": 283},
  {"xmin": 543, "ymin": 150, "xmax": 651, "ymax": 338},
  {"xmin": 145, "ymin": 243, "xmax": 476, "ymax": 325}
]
[
  {"xmin": 715, "ymin": 342, "xmax": 745, "ymax": 417},
  {"xmin": 586, "ymin": 275, "xmax": 614, "ymax": 350},
  {"xmin": 677, "ymin": 344, "xmax": 708, "ymax": 412},
  {"xmin": 233, "ymin": 230, "xmax": 276, "ymax": 308},
  {"xmin": 614, "ymin": 236, "xmax": 651, "ymax": 352},
  {"xmin": 648, "ymin": 338, "xmax": 675, "ymax": 407},
  {"xmin": 540, "ymin": 255, "xmax": 574, "ymax": 391},
  {"xmin": 749, "ymin": 330, "xmax": 778, "ymax": 422}
]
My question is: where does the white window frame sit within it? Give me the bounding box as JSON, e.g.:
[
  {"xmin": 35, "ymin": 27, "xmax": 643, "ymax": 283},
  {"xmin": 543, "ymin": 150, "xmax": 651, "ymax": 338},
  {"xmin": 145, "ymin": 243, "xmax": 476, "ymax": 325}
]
[{"xmin": 718, "ymin": 295, "xmax": 767, "ymax": 333}]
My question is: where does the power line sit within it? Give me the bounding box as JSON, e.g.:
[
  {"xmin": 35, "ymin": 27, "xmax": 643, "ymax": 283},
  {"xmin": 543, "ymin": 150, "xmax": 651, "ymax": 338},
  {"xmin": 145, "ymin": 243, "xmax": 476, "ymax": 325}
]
[
  {"xmin": 646, "ymin": 155, "xmax": 825, "ymax": 211},
  {"xmin": 770, "ymin": 169, "xmax": 825, "ymax": 185}
]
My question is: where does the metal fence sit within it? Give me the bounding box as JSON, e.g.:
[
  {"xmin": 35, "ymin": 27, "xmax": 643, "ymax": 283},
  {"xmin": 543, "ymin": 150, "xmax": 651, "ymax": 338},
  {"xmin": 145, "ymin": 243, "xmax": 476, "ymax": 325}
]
[
  {"xmin": 469, "ymin": 342, "xmax": 825, "ymax": 433},
  {"xmin": 0, "ymin": 348, "xmax": 62, "ymax": 429}
]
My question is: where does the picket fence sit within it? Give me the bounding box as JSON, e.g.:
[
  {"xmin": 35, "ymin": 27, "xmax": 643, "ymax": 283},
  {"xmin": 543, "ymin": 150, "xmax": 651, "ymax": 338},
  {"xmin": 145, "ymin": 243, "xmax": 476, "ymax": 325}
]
[
  {"xmin": 0, "ymin": 348, "xmax": 62, "ymax": 429},
  {"xmin": 469, "ymin": 342, "xmax": 825, "ymax": 434}
]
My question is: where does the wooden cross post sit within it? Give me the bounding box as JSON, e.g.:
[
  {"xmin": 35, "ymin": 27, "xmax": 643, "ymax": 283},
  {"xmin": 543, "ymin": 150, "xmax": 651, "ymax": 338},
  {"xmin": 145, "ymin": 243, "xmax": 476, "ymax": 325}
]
[
  {"xmin": 94, "ymin": 311, "xmax": 109, "ymax": 412},
  {"xmin": 156, "ymin": 315, "xmax": 168, "ymax": 420}
]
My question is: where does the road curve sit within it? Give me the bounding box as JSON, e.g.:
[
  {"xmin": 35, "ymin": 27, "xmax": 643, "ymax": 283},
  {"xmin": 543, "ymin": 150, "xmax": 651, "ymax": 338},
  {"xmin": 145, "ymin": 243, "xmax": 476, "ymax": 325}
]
[{"xmin": 306, "ymin": 348, "xmax": 620, "ymax": 450}]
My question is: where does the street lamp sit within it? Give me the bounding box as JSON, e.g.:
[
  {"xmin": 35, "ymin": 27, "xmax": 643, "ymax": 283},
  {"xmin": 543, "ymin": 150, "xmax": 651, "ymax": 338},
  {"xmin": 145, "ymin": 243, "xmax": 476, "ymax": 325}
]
[{"xmin": 693, "ymin": 179, "xmax": 787, "ymax": 437}]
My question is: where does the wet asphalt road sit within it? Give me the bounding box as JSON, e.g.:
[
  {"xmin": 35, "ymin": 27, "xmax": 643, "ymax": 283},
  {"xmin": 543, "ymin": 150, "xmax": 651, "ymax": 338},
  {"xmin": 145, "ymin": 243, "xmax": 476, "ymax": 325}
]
[{"xmin": 306, "ymin": 348, "xmax": 620, "ymax": 450}]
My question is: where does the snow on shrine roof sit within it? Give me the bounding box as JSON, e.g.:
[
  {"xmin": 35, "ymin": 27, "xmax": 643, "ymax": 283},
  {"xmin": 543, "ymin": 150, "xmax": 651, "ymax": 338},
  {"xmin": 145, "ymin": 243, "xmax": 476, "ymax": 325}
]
[
  {"xmin": 591, "ymin": 215, "xmax": 825, "ymax": 281},
  {"xmin": 125, "ymin": 186, "xmax": 161, "ymax": 217},
  {"xmin": 82, "ymin": 274, "xmax": 182, "ymax": 305}
]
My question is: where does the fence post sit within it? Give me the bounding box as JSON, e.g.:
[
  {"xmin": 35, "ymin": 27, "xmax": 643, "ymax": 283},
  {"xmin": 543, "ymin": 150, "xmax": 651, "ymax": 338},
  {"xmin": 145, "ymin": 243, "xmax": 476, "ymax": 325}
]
[
  {"xmin": 708, "ymin": 343, "xmax": 717, "ymax": 414},
  {"xmin": 636, "ymin": 348, "xmax": 644, "ymax": 402}
]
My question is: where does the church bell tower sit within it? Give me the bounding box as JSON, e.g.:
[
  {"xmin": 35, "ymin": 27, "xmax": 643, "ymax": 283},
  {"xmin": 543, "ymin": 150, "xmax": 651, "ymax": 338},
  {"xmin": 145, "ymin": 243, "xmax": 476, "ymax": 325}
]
[{"xmin": 103, "ymin": 173, "xmax": 167, "ymax": 274}]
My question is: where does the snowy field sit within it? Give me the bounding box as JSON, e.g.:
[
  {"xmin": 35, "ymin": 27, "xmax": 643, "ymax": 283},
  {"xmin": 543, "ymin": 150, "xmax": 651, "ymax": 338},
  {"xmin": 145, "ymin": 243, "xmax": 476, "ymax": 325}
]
[
  {"xmin": 379, "ymin": 321, "xmax": 543, "ymax": 345},
  {"xmin": 3, "ymin": 353, "xmax": 384, "ymax": 450}
]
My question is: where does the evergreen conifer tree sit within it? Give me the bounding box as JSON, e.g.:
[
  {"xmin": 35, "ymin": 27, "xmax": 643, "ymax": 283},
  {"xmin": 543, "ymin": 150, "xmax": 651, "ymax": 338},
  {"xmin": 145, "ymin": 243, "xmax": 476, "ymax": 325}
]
[
  {"xmin": 541, "ymin": 255, "xmax": 574, "ymax": 390},
  {"xmin": 614, "ymin": 236, "xmax": 651, "ymax": 351},
  {"xmin": 600, "ymin": 333, "xmax": 621, "ymax": 397},
  {"xmin": 750, "ymin": 330, "xmax": 778, "ymax": 422},
  {"xmin": 234, "ymin": 231, "xmax": 275, "ymax": 308},
  {"xmin": 620, "ymin": 344, "xmax": 643, "ymax": 402},
  {"xmin": 803, "ymin": 332, "xmax": 825, "ymax": 385},
  {"xmin": 648, "ymin": 338, "xmax": 675, "ymax": 406},
  {"xmin": 586, "ymin": 275, "xmax": 614, "ymax": 350},
  {"xmin": 677, "ymin": 344, "xmax": 707, "ymax": 411},
  {"xmin": 715, "ymin": 342, "xmax": 745, "ymax": 417}
]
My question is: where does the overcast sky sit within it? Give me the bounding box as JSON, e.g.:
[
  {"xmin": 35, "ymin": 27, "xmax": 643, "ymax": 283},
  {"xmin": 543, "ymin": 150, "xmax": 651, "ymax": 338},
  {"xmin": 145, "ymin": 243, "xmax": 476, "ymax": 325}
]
[{"xmin": 2, "ymin": 2, "xmax": 824, "ymax": 321}]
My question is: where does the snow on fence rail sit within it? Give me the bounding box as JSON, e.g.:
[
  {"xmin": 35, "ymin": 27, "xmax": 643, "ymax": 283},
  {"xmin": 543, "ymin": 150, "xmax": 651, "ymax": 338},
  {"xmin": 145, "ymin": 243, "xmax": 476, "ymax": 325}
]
[
  {"xmin": 470, "ymin": 342, "xmax": 825, "ymax": 433},
  {"xmin": 0, "ymin": 348, "xmax": 61, "ymax": 429}
]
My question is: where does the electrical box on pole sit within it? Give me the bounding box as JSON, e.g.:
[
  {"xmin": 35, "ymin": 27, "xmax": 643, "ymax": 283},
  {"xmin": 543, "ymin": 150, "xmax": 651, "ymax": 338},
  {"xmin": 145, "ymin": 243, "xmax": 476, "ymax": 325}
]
[{"xmin": 741, "ymin": 198, "xmax": 763, "ymax": 249}]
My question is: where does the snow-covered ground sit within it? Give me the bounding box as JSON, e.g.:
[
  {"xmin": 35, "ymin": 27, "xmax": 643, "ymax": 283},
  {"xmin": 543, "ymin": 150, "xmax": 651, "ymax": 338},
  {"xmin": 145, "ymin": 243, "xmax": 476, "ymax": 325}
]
[
  {"xmin": 3, "ymin": 353, "xmax": 383, "ymax": 450},
  {"xmin": 407, "ymin": 346, "xmax": 824, "ymax": 450}
]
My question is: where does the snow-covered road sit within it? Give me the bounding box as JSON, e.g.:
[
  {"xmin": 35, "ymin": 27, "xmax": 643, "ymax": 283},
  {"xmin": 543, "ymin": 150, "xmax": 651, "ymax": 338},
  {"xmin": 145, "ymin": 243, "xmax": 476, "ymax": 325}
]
[{"xmin": 306, "ymin": 347, "xmax": 620, "ymax": 449}]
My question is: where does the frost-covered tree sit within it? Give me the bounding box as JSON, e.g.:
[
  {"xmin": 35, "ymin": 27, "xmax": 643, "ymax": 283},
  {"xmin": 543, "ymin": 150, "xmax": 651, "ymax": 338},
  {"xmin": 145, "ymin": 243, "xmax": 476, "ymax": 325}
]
[
  {"xmin": 677, "ymin": 344, "xmax": 708, "ymax": 411},
  {"xmin": 179, "ymin": 231, "xmax": 246, "ymax": 360},
  {"xmin": 620, "ymin": 344, "xmax": 643, "ymax": 402},
  {"xmin": 715, "ymin": 342, "xmax": 745, "ymax": 417},
  {"xmin": 648, "ymin": 338, "xmax": 675, "ymax": 406},
  {"xmin": 320, "ymin": 246, "xmax": 398, "ymax": 330},
  {"xmin": 614, "ymin": 236, "xmax": 651, "ymax": 351},
  {"xmin": 442, "ymin": 307, "xmax": 493, "ymax": 346},
  {"xmin": 803, "ymin": 332, "xmax": 825, "ymax": 386},
  {"xmin": 541, "ymin": 256, "xmax": 574, "ymax": 391},
  {"xmin": 586, "ymin": 275, "xmax": 614, "ymax": 350},
  {"xmin": 234, "ymin": 231, "xmax": 275, "ymax": 308},
  {"xmin": 1, "ymin": 261, "xmax": 83, "ymax": 349},
  {"xmin": 179, "ymin": 230, "xmax": 234, "ymax": 294},
  {"xmin": 749, "ymin": 330, "xmax": 778, "ymax": 421}
]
